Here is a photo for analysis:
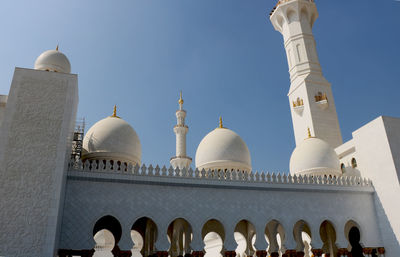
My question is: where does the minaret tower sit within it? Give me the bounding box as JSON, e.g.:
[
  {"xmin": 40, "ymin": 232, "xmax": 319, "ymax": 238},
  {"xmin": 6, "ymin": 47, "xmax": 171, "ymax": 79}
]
[
  {"xmin": 170, "ymin": 92, "xmax": 192, "ymax": 169},
  {"xmin": 270, "ymin": 0, "xmax": 342, "ymax": 148}
]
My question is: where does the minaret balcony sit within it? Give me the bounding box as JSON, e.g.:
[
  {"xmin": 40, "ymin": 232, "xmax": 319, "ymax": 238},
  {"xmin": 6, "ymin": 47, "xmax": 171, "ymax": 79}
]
[
  {"xmin": 292, "ymin": 97, "xmax": 304, "ymax": 115},
  {"xmin": 293, "ymin": 105, "xmax": 304, "ymax": 115},
  {"xmin": 316, "ymin": 99, "xmax": 328, "ymax": 109},
  {"xmin": 170, "ymin": 156, "xmax": 192, "ymax": 161}
]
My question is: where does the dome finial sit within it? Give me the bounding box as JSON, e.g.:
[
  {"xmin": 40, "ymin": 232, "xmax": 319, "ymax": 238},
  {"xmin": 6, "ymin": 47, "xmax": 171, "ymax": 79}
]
[
  {"xmin": 219, "ymin": 116, "xmax": 223, "ymax": 128},
  {"xmin": 56, "ymin": 44, "xmax": 59, "ymax": 51},
  {"xmin": 111, "ymin": 105, "xmax": 120, "ymax": 118},
  {"xmin": 307, "ymin": 127, "xmax": 312, "ymax": 138}
]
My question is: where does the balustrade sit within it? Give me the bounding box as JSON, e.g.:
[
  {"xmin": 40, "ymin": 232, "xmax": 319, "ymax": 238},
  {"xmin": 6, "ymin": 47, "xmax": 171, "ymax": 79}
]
[{"xmin": 68, "ymin": 159, "xmax": 373, "ymax": 188}]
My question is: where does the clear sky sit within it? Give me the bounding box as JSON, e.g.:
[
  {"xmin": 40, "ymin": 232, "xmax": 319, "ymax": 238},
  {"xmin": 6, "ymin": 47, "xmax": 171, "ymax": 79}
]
[{"xmin": 0, "ymin": 0, "xmax": 399, "ymax": 172}]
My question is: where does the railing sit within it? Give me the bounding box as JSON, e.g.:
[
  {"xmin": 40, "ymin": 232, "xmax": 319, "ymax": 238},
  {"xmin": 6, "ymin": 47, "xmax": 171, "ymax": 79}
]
[{"xmin": 68, "ymin": 159, "xmax": 372, "ymax": 187}]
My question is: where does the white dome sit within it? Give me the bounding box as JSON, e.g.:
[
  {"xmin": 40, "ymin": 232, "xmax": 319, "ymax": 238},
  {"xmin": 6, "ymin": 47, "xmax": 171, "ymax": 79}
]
[
  {"xmin": 195, "ymin": 127, "xmax": 251, "ymax": 172},
  {"xmin": 34, "ymin": 49, "xmax": 71, "ymax": 73},
  {"xmin": 82, "ymin": 116, "xmax": 141, "ymax": 165},
  {"xmin": 289, "ymin": 137, "xmax": 341, "ymax": 176}
]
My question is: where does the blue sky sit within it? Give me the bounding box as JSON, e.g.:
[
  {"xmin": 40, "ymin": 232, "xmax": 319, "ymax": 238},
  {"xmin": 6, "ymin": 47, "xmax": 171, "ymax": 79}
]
[{"xmin": 0, "ymin": 0, "xmax": 399, "ymax": 172}]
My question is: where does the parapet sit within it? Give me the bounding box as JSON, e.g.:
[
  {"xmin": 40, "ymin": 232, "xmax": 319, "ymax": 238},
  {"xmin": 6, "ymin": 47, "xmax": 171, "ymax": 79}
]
[{"xmin": 68, "ymin": 159, "xmax": 373, "ymax": 190}]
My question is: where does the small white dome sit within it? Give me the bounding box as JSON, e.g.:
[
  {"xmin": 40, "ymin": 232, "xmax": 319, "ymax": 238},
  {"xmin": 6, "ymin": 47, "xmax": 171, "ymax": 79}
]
[
  {"xmin": 82, "ymin": 115, "xmax": 141, "ymax": 165},
  {"xmin": 34, "ymin": 49, "xmax": 71, "ymax": 73},
  {"xmin": 289, "ymin": 137, "xmax": 341, "ymax": 176},
  {"xmin": 195, "ymin": 127, "xmax": 251, "ymax": 172}
]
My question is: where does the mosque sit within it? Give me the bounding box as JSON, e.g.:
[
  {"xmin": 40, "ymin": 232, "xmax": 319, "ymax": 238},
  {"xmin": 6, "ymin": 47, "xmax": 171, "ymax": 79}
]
[{"xmin": 0, "ymin": 0, "xmax": 399, "ymax": 257}]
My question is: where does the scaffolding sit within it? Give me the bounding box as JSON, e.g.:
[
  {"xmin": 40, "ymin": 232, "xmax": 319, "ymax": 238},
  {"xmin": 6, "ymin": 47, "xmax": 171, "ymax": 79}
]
[{"xmin": 71, "ymin": 117, "xmax": 85, "ymax": 162}]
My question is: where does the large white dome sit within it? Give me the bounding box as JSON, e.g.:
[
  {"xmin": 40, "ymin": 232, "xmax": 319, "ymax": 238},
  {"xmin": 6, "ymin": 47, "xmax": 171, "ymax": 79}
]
[
  {"xmin": 195, "ymin": 127, "xmax": 251, "ymax": 172},
  {"xmin": 34, "ymin": 48, "xmax": 71, "ymax": 73},
  {"xmin": 82, "ymin": 115, "xmax": 141, "ymax": 165},
  {"xmin": 289, "ymin": 137, "xmax": 341, "ymax": 176}
]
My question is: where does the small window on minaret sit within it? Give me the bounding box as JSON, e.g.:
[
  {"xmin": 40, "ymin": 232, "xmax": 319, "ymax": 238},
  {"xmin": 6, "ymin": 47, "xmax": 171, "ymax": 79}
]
[
  {"xmin": 351, "ymin": 158, "xmax": 357, "ymax": 168},
  {"xmin": 340, "ymin": 163, "xmax": 345, "ymax": 173}
]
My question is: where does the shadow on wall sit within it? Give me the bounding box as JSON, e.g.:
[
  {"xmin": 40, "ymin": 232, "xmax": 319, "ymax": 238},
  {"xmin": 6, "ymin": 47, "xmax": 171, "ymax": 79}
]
[{"xmin": 373, "ymin": 193, "xmax": 400, "ymax": 256}]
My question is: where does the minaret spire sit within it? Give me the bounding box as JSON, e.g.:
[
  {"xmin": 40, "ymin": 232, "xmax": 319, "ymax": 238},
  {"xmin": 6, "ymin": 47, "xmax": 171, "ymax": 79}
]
[
  {"xmin": 178, "ymin": 91, "xmax": 184, "ymax": 110},
  {"xmin": 170, "ymin": 91, "xmax": 192, "ymax": 169}
]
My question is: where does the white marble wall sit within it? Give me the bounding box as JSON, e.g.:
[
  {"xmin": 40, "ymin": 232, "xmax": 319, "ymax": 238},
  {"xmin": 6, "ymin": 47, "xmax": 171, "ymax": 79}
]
[
  {"xmin": 352, "ymin": 116, "xmax": 400, "ymax": 257},
  {"xmin": 60, "ymin": 167, "xmax": 381, "ymax": 254},
  {"xmin": 0, "ymin": 68, "xmax": 78, "ymax": 257}
]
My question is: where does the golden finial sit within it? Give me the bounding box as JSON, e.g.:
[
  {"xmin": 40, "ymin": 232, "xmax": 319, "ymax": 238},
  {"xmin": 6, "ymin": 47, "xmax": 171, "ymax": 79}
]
[
  {"xmin": 307, "ymin": 127, "xmax": 312, "ymax": 138},
  {"xmin": 56, "ymin": 44, "xmax": 59, "ymax": 51},
  {"xmin": 111, "ymin": 105, "xmax": 120, "ymax": 118},
  {"xmin": 178, "ymin": 91, "xmax": 184, "ymax": 105},
  {"xmin": 219, "ymin": 116, "xmax": 223, "ymax": 128}
]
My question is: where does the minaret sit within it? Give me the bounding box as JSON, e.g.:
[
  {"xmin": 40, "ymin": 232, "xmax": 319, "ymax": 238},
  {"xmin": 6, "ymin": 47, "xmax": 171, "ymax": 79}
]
[
  {"xmin": 170, "ymin": 92, "xmax": 192, "ymax": 169},
  {"xmin": 270, "ymin": 0, "xmax": 342, "ymax": 148}
]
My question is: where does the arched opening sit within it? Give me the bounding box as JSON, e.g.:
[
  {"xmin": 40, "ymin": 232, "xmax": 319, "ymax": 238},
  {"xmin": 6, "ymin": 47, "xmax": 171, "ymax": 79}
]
[
  {"xmin": 265, "ymin": 220, "xmax": 285, "ymax": 256},
  {"xmin": 344, "ymin": 220, "xmax": 363, "ymax": 257},
  {"xmin": 340, "ymin": 163, "xmax": 345, "ymax": 173},
  {"xmin": 202, "ymin": 219, "xmax": 225, "ymax": 257},
  {"xmin": 234, "ymin": 220, "xmax": 256, "ymax": 257},
  {"xmin": 286, "ymin": 9, "xmax": 297, "ymax": 24},
  {"xmin": 131, "ymin": 217, "xmax": 158, "ymax": 257},
  {"xmin": 293, "ymin": 220, "xmax": 312, "ymax": 257},
  {"xmin": 319, "ymin": 220, "xmax": 337, "ymax": 257},
  {"xmin": 92, "ymin": 215, "xmax": 122, "ymax": 256},
  {"xmin": 351, "ymin": 158, "xmax": 357, "ymax": 168},
  {"xmin": 167, "ymin": 218, "xmax": 193, "ymax": 257}
]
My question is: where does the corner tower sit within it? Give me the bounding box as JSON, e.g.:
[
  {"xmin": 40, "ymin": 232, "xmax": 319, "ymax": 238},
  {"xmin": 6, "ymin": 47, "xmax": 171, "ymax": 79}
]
[
  {"xmin": 170, "ymin": 92, "xmax": 192, "ymax": 169},
  {"xmin": 270, "ymin": 0, "xmax": 342, "ymax": 148}
]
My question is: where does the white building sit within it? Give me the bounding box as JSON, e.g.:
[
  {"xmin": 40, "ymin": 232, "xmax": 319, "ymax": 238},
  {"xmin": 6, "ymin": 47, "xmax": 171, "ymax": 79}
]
[{"xmin": 0, "ymin": 1, "xmax": 399, "ymax": 257}]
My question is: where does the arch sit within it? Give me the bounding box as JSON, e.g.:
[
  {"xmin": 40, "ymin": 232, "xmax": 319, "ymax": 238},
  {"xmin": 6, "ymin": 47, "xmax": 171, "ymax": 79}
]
[
  {"xmin": 351, "ymin": 158, "xmax": 357, "ymax": 168},
  {"xmin": 234, "ymin": 219, "xmax": 256, "ymax": 257},
  {"xmin": 202, "ymin": 219, "xmax": 225, "ymax": 242},
  {"xmin": 131, "ymin": 217, "xmax": 158, "ymax": 257},
  {"xmin": 300, "ymin": 7, "xmax": 310, "ymax": 25},
  {"xmin": 293, "ymin": 220, "xmax": 312, "ymax": 254},
  {"xmin": 340, "ymin": 163, "xmax": 345, "ymax": 173},
  {"xmin": 319, "ymin": 220, "xmax": 338, "ymax": 257},
  {"xmin": 265, "ymin": 220, "xmax": 286, "ymax": 256},
  {"xmin": 202, "ymin": 219, "xmax": 225, "ymax": 257},
  {"xmin": 167, "ymin": 218, "xmax": 193, "ymax": 257},
  {"xmin": 93, "ymin": 215, "xmax": 122, "ymax": 244},
  {"xmin": 344, "ymin": 220, "xmax": 364, "ymax": 257},
  {"xmin": 286, "ymin": 8, "xmax": 297, "ymax": 24},
  {"xmin": 276, "ymin": 15, "xmax": 284, "ymax": 30}
]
